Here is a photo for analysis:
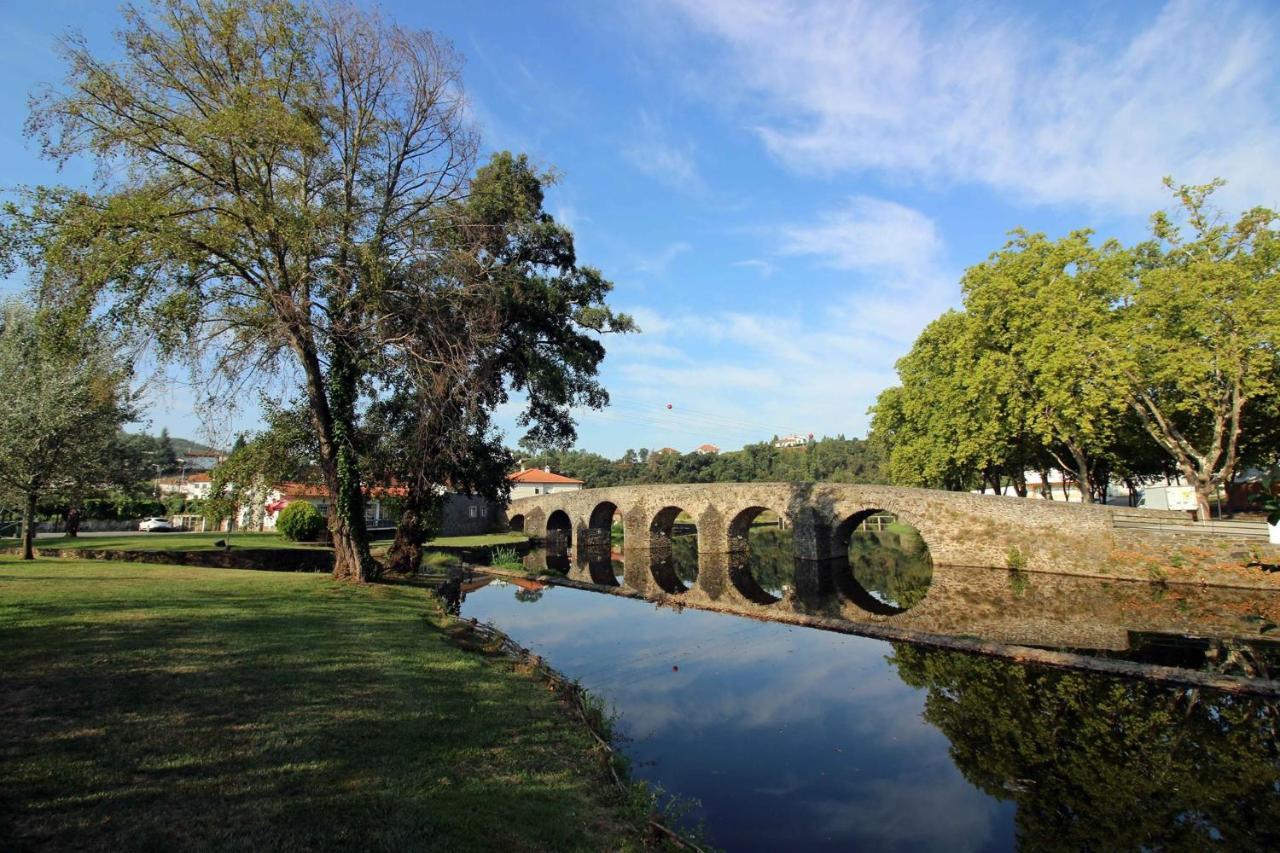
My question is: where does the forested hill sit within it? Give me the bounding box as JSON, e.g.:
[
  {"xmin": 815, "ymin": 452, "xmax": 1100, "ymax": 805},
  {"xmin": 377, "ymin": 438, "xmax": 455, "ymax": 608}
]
[
  {"xmin": 169, "ymin": 437, "xmax": 224, "ymax": 458},
  {"xmin": 517, "ymin": 437, "xmax": 885, "ymax": 487}
]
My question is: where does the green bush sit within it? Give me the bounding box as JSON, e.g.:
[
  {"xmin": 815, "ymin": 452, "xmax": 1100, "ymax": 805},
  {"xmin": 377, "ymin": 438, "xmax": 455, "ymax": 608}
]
[
  {"xmin": 490, "ymin": 546, "xmax": 524, "ymax": 571},
  {"xmin": 1006, "ymin": 545, "xmax": 1027, "ymax": 571},
  {"xmin": 276, "ymin": 501, "xmax": 324, "ymax": 542}
]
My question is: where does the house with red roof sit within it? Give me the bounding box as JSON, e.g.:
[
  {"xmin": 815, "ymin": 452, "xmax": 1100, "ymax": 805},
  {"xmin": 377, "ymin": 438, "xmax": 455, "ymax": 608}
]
[
  {"xmin": 243, "ymin": 480, "xmax": 496, "ymax": 536},
  {"xmin": 157, "ymin": 471, "xmax": 213, "ymax": 500},
  {"xmin": 508, "ymin": 466, "xmax": 585, "ymax": 499}
]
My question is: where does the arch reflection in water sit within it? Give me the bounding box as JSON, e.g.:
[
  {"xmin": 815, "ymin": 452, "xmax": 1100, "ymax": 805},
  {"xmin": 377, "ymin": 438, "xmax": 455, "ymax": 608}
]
[
  {"xmin": 546, "ymin": 509, "xmax": 573, "ymax": 555},
  {"xmin": 577, "ymin": 544, "xmax": 622, "ymax": 587},
  {"xmin": 833, "ymin": 510, "xmax": 933, "ymax": 613},
  {"xmin": 649, "ymin": 506, "xmax": 698, "ymax": 594}
]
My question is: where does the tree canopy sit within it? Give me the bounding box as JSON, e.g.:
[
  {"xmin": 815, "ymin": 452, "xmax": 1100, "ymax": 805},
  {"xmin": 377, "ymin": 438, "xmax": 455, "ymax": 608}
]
[
  {"xmin": 871, "ymin": 180, "xmax": 1280, "ymax": 515},
  {"xmin": 0, "ymin": 300, "xmax": 135, "ymax": 557},
  {"xmin": 6, "ymin": 0, "xmax": 629, "ymax": 578}
]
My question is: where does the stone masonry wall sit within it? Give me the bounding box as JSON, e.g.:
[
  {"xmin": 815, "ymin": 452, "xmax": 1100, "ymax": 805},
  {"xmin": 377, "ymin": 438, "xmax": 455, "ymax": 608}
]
[{"xmin": 506, "ymin": 482, "xmax": 1280, "ymax": 585}]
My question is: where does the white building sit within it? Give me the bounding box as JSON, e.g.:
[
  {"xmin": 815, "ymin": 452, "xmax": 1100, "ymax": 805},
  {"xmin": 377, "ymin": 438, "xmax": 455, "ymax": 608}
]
[
  {"xmin": 244, "ymin": 482, "xmax": 402, "ymax": 531},
  {"xmin": 976, "ymin": 470, "xmax": 1134, "ymax": 505},
  {"xmin": 508, "ymin": 467, "xmax": 585, "ymax": 499},
  {"xmin": 157, "ymin": 472, "xmax": 214, "ymax": 501}
]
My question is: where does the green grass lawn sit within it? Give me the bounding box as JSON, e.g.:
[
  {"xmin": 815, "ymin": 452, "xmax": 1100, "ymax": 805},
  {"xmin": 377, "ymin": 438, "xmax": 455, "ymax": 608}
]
[
  {"xmin": 0, "ymin": 557, "xmax": 639, "ymax": 850},
  {"xmin": 2, "ymin": 530, "xmax": 529, "ymax": 553},
  {"xmin": 425, "ymin": 532, "xmax": 529, "ymax": 547}
]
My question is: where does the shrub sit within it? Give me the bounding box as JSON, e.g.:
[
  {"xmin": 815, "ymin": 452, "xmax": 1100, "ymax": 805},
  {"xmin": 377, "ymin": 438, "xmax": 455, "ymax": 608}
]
[
  {"xmin": 277, "ymin": 501, "xmax": 324, "ymax": 542},
  {"xmin": 490, "ymin": 546, "xmax": 524, "ymax": 571},
  {"xmin": 1006, "ymin": 545, "xmax": 1027, "ymax": 571}
]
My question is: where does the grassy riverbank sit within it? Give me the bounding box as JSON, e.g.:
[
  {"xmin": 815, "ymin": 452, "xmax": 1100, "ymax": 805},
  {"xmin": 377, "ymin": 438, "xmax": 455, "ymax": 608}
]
[{"xmin": 0, "ymin": 557, "xmax": 639, "ymax": 850}]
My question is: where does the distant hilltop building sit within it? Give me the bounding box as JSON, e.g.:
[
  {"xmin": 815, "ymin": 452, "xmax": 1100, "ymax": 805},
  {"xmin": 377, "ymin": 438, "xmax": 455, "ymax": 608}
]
[
  {"xmin": 772, "ymin": 434, "xmax": 809, "ymax": 448},
  {"xmin": 508, "ymin": 465, "xmax": 586, "ymax": 498},
  {"xmin": 696, "ymin": 443, "xmax": 720, "ymax": 455},
  {"xmin": 178, "ymin": 453, "xmax": 225, "ymax": 471},
  {"xmin": 653, "ymin": 447, "xmax": 680, "ymax": 456}
]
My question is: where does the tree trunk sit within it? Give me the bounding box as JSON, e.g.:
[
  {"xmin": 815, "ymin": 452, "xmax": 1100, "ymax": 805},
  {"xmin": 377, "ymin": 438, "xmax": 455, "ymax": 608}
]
[
  {"xmin": 1189, "ymin": 469, "xmax": 1215, "ymax": 521},
  {"xmin": 1124, "ymin": 477, "xmax": 1138, "ymax": 507},
  {"xmin": 21, "ymin": 490, "xmax": 37, "ymax": 560},
  {"xmin": 1127, "ymin": 388, "xmax": 1245, "ymax": 522},
  {"xmin": 1065, "ymin": 442, "xmax": 1095, "ymax": 504},
  {"xmin": 293, "ymin": 331, "xmax": 372, "ymax": 582},
  {"xmin": 387, "ymin": 486, "xmax": 442, "ymax": 576},
  {"xmin": 327, "ymin": 350, "xmax": 372, "ymax": 581},
  {"xmin": 1013, "ymin": 470, "xmax": 1028, "ymax": 498},
  {"xmin": 65, "ymin": 506, "xmax": 81, "ymax": 538}
]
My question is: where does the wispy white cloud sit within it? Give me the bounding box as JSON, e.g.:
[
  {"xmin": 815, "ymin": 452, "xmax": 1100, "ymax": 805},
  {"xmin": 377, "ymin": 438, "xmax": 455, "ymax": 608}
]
[
  {"xmin": 623, "ymin": 112, "xmax": 706, "ymax": 193},
  {"xmin": 778, "ymin": 196, "xmax": 943, "ymax": 280},
  {"xmin": 730, "ymin": 258, "xmax": 777, "ymax": 277},
  {"xmin": 633, "ymin": 240, "xmax": 693, "ymax": 275},
  {"xmin": 660, "ymin": 0, "xmax": 1280, "ymax": 212}
]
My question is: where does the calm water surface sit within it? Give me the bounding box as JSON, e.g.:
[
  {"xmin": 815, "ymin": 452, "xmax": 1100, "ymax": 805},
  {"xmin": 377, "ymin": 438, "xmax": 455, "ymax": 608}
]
[{"xmin": 459, "ymin": 578, "xmax": 1280, "ymax": 851}]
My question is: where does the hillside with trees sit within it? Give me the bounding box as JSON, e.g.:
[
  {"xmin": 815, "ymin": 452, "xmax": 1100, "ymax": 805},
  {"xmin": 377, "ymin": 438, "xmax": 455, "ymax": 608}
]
[{"xmin": 517, "ymin": 435, "xmax": 885, "ymax": 487}]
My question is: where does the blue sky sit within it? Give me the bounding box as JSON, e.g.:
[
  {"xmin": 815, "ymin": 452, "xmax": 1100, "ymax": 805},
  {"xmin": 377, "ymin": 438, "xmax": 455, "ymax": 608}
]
[{"xmin": 3, "ymin": 0, "xmax": 1278, "ymax": 455}]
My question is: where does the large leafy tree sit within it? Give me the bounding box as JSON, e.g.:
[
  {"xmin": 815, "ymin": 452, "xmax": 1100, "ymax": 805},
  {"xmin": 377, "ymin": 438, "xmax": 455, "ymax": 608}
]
[
  {"xmin": 872, "ymin": 180, "xmax": 1278, "ymax": 515},
  {"xmin": 1118, "ymin": 180, "xmax": 1280, "ymax": 518},
  {"xmin": 4, "ymin": 0, "xmax": 629, "ymax": 579},
  {"xmin": 369, "ymin": 152, "xmax": 632, "ymax": 575},
  {"xmin": 961, "ymin": 230, "xmax": 1131, "ymax": 502},
  {"xmin": 0, "ymin": 301, "xmax": 135, "ymax": 558},
  {"xmin": 869, "ymin": 310, "xmax": 1037, "ymax": 492}
]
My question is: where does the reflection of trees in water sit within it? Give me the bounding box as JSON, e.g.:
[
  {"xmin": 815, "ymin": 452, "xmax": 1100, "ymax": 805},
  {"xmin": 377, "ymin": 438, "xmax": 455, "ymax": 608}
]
[
  {"xmin": 736, "ymin": 526, "xmax": 932, "ymax": 607},
  {"xmin": 670, "ymin": 534, "xmax": 699, "ymax": 583},
  {"xmin": 848, "ymin": 528, "xmax": 932, "ymax": 610},
  {"xmin": 514, "ymin": 587, "xmax": 544, "ymax": 603},
  {"xmin": 890, "ymin": 644, "xmax": 1280, "ymax": 850},
  {"xmin": 746, "ymin": 528, "xmax": 796, "ymax": 595}
]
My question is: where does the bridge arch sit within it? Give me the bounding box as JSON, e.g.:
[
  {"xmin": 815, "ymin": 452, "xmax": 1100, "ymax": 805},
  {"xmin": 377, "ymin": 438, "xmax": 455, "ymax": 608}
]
[
  {"xmin": 649, "ymin": 504, "xmax": 698, "ymax": 594},
  {"xmin": 831, "ymin": 506, "xmax": 934, "ymax": 614},
  {"xmin": 508, "ymin": 513, "xmax": 525, "ymax": 533},
  {"xmin": 546, "ymin": 509, "xmax": 573, "ymax": 555},
  {"xmin": 724, "ymin": 504, "xmax": 793, "ymax": 604}
]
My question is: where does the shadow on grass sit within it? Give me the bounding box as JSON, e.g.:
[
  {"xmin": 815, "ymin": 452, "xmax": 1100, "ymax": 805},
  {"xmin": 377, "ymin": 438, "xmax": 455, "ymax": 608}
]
[{"xmin": 0, "ymin": 560, "xmax": 632, "ymax": 851}]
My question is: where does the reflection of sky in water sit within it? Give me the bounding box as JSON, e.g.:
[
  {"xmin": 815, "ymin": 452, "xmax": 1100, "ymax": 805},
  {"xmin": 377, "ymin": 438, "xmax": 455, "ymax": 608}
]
[{"xmin": 462, "ymin": 584, "xmax": 1014, "ymax": 851}]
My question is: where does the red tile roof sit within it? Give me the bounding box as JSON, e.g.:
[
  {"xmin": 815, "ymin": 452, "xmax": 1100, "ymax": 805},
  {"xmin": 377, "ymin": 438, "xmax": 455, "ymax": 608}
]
[
  {"xmin": 508, "ymin": 469, "xmax": 585, "ymax": 485},
  {"xmin": 279, "ymin": 482, "xmax": 408, "ymax": 499}
]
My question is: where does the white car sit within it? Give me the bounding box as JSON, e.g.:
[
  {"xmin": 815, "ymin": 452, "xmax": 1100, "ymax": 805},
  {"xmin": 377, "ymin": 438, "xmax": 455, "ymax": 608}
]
[{"xmin": 138, "ymin": 517, "xmax": 175, "ymax": 532}]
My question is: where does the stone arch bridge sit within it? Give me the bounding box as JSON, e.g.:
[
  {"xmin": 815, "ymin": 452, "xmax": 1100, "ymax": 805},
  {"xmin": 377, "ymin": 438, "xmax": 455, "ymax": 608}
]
[
  {"xmin": 508, "ymin": 482, "xmax": 1135, "ymax": 577},
  {"xmin": 502, "ymin": 483, "xmax": 1278, "ymax": 655}
]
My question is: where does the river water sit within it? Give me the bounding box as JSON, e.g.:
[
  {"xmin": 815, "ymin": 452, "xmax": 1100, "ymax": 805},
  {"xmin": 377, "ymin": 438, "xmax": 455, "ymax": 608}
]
[{"xmin": 457, "ymin": 528, "xmax": 1280, "ymax": 851}]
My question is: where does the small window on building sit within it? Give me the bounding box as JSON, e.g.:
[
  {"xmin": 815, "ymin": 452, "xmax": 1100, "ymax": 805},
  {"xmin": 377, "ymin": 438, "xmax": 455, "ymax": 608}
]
[
  {"xmin": 481, "ymin": 506, "xmax": 488, "ymax": 517},
  {"xmin": 469, "ymin": 506, "xmax": 478, "ymax": 518}
]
